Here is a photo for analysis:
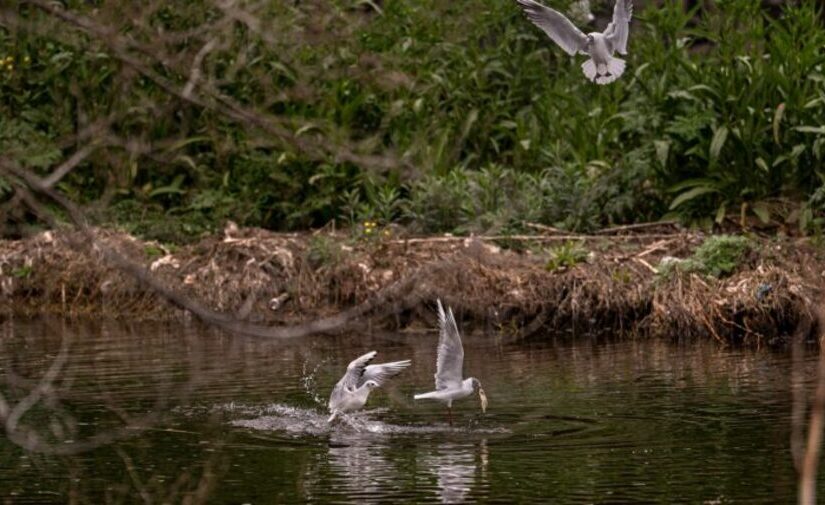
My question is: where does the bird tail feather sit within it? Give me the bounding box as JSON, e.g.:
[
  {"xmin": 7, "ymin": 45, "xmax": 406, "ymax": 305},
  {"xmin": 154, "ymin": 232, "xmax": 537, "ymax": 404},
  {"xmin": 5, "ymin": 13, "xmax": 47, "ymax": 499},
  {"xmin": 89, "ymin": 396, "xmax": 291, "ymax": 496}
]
[
  {"xmin": 593, "ymin": 57, "xmax": 625, "ymax": 85},
  {"xmin": 581, "ymin": 59, "xmax": 597, "ymax": 81},
  {"xmin": 607, "ymin": 57, "xmax": 625, "ymax": 78}
]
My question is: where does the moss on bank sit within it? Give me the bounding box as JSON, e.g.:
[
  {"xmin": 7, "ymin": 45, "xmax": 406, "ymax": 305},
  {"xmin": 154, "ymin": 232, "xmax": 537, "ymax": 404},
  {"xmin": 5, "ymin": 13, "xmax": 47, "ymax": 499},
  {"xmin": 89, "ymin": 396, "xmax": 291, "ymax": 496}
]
[{"xmin": 0, "ymin": 226, "xmax": 821, "ymax": 345}]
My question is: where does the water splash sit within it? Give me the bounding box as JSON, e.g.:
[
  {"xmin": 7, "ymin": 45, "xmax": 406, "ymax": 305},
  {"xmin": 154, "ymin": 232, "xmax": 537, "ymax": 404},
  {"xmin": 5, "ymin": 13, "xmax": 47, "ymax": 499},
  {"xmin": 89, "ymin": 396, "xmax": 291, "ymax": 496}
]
[
  {"xmin": 229, "ymin": 403, "xmax": 331, "ymax": 436},
  {"xmin": 212, "ymin": 402, "xmax": 509, "ymax": 438},
  {"xmin": 301, "ymin": 357, "xmax": 328, "ymax": 408}
]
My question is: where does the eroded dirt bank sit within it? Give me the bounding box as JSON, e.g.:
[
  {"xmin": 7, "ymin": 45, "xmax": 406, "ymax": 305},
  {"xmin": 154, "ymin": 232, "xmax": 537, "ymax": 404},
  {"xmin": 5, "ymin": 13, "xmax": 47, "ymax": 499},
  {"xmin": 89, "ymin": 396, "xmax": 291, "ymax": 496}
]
[{"xmin": 1, "ymin": 225, "xmax": 822, "ymax": 344}]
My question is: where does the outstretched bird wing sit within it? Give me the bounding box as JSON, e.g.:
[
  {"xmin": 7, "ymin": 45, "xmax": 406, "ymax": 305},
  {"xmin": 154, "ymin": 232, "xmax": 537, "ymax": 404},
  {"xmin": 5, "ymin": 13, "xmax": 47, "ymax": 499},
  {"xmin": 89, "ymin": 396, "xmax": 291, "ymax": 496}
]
[
  {"xmin": 604, "ymin": 0, "xmax": 633, "ymax": 55},
  {"xmin": 434, "ymin": 299, "xmax": 464, "ymax": 391},
  {"xmin": 339, "ymin": 350, "xmax": 377, "ymax": 390},
  {"xmin": 329, "ymin": 350, "xmax": 377, "ymax": 410},
  {"xmin": 361, "ymin": 360, "xmax": 412, "ymax": 387},
  {"xmin": 515, "ymin": 0, "xmax": 589, "ymax": 56}
]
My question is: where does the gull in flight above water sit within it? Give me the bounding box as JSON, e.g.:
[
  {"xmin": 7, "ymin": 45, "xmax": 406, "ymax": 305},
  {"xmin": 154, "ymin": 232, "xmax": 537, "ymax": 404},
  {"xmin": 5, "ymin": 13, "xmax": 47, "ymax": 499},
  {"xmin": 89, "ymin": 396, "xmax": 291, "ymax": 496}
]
[
  {"xmin": 414, "ymin": 299, "xmax": 487, "ymax": 426},
  {"xmin": 515, "ymin": 0, "xmax": 633, "ymax": 84},
  {"xmin": 328, "ymin": 351, "xmax": 411, "ymax": 423}
]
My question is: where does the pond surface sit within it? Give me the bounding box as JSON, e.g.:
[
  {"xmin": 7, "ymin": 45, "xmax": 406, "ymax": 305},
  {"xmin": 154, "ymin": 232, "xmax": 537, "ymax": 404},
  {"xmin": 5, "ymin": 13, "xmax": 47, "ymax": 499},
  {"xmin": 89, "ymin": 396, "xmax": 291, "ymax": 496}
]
[{"xmin": 0, "ymin": 317, "xmax": 817, "ymax": 503}]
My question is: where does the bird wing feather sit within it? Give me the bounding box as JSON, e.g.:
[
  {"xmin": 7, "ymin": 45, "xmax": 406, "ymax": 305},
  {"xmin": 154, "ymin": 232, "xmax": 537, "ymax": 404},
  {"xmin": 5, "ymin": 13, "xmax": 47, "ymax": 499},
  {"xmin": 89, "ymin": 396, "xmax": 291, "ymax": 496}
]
[
  {"xmin": 515, "ymin": 0, "xmax": 588, "ymax": 56},
  {"xmin": 434, "ymin": 299, "xmax": 464, "ymax": 390},
  {"xmin": 361, "ymin": 360, "xmax": 411, "ymax": 387},
  {"xmin": 604, "ymin": 0, "xmax": 632, "ymax": 55},
  {"xmin": 329, "ymin": 350, "xmax": 377, "ymax": 410},
  {"xmin": 339, "ymin": 350, "xmax": 377, "ymax": 390}
]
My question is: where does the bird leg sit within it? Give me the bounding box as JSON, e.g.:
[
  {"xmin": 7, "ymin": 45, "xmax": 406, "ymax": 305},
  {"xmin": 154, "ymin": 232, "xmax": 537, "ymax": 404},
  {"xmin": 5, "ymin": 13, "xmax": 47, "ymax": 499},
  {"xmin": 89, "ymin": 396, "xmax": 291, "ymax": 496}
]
[{"xmin": 447, "ymin": 406, "xmax": 453, "ymax": 426}]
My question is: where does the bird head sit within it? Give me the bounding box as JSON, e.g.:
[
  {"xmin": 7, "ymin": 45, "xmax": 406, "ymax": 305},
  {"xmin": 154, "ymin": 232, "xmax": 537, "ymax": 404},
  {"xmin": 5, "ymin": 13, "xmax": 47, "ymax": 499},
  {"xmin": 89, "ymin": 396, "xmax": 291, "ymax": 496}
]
[
  {"xmin": 364, "ymin": 380, "xmax": 380, "ymax": 390},
  {"xmin": 586, "ymin": 34, "xmax": 595, "ymax": 47}
]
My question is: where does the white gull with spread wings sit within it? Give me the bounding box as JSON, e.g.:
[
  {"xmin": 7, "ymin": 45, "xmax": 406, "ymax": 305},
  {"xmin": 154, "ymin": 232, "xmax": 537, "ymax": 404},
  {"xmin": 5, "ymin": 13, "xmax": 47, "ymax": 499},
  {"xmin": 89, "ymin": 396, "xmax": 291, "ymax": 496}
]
[
  {"xmin": 414, "ymin": 299, "xmax": 487, "ymax": 425},
  {"xmin": 515, "ymin": 0, "xmax": 633, "ymax": 84},
  {"xmin": 328, "ymin": 351, "xmax": 411, "ymax": 423}
]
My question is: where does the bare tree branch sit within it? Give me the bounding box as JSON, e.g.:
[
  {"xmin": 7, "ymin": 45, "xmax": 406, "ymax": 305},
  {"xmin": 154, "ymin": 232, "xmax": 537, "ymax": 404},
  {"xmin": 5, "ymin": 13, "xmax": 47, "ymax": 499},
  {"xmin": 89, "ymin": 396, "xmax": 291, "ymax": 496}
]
[
  {"xmin": 182, "ymin": 39, "xmax": 219, "ymax": 99},
  {"xmin": 1, "ymin": 160, "xmax": 450, "ymax": 339},
  {"xmin": 42, "ymin": 142, "xmax": 99, "ymax": 189}
]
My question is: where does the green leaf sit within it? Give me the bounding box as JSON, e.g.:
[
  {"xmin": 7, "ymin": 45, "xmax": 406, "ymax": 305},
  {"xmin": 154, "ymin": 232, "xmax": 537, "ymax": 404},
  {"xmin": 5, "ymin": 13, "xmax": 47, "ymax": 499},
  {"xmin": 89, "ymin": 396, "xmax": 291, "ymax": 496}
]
[
  {"xmin": 654, "ymin": 140, "xmax": 670, "ymax": 166},
  {"xmin": 715, "ymin": 202, "xmax": 727, "ymax": 224},
  {"xmin": 804, "ymin": 97, "xmax": 824, "ymax": 109},
  {"xmin": 295, "ymin": 123, "xmax": 321, "ymax": 136},
  {"xmin": 687, "ymin": 84, "xmax": 719, "ymax": 96},
  {"xmin": 461, "ymin": 109, "xmax": 479, "ymax": 139},
  {"xmin": 800, "ymin": 205, "xmax": 814, "ymax": 233},
  {"xmin": 709, "ymin": 126, "xmax": 729, "ymax": 162},
  {"xmin": 752, "ymin": 201, "xmax": 771, "ymax": 224},
  {"xmin": 165, "ymin": 136, "xmax": 210, "ymax": 152},
  {"xmin": 668, "ymin": 178, "xmax": 719, "ymax": 193},
  {"xmin": 12, "ymin": 266, "xmax": 33, "ymax": 278},
  {"xmin": 815, "ymin": 138, "xmax": 825, "ymax": 160},
  {"xmin": 669, "ymin": 186, "xmax": 718, "ymax": 210},
  {"xmin": 773, "ymin": 103, "xmax": 784, "ymax": 144},
  {"xmin": 795, "ymin": 126, "xmax": 825, "ymax": 135},
  {"xmin": 149, "ymin": 175, "xmax": 186, "ymax": 197},
  {"xmin": 667, "ymin": 90, "xmax": 698, "ymax": 101}
]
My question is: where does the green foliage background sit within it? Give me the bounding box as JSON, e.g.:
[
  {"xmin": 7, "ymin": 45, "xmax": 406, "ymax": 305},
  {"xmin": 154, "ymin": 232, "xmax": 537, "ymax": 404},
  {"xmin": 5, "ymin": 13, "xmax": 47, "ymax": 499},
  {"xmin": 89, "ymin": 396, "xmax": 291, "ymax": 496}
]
[{"xmin": 2, "ymin": 0, "xmax": 824, "ymax": 241}]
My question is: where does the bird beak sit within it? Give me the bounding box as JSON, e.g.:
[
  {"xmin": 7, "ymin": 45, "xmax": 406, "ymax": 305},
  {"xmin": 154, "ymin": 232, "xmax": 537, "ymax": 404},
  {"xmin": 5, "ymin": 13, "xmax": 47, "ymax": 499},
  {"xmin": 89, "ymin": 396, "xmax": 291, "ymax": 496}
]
[{"xmin": 478, "ymin": 387, "xmax": 488, "ymax": 414}]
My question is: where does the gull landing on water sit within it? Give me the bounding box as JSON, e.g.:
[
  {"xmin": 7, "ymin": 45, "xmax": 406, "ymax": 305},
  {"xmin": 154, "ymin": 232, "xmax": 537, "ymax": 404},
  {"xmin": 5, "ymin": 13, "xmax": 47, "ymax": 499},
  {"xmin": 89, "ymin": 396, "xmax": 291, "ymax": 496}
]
[
  {"xmin": 414, "ymin": 300, "xmax": 488, "ymax": 426},
  {"xmin": 516, "ymin": 0, "xmax": 633, "ymax": 84},
  {"xmin": 327, "ymin": 351, "xmax": 411, "ymax": 423}
]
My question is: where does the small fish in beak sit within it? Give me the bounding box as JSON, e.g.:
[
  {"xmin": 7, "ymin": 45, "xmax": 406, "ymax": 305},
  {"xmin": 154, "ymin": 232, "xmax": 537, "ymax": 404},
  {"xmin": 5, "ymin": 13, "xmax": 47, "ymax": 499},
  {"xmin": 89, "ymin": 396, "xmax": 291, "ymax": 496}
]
[{"xmin": 479, "ymin": 387, "xmax": 488, "ymax": 413}]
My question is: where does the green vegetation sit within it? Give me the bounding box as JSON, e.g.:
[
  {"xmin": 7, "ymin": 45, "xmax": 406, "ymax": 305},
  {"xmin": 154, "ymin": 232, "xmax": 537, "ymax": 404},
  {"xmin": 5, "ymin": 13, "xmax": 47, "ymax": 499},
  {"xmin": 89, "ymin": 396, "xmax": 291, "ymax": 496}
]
[
  {"xmin": 11, "ymin": 265, "xmax": 33, "ymax": 278},
  {"xmin": 306, "ymin": 234, "xmax": 343, "ymax": 269},
  {"xmin": 545, "ymin": 240, "xmax": 589, "ymax": 271},
  {"xmin": 2, "ymin": 0, "xmax": 824, "ymax": 241},
  {"xmin": 659, "ymin": 234, "xmax": 753, "ymax": 278}
]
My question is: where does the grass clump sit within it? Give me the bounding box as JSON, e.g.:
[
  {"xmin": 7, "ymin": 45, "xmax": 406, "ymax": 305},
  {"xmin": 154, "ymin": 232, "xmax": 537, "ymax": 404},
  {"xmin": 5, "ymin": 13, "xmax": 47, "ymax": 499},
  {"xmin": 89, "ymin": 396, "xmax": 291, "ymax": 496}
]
[
  {"xmin": 306, "ymin": 235, "xmax": 343, "ymax": 270},
  {"xmin": 660, "ymin": 235, "xmax": 753, "ymax": 278},
  {"xmin": 545, "ymin": 241, "xmax": 589, "ymax": 272}
]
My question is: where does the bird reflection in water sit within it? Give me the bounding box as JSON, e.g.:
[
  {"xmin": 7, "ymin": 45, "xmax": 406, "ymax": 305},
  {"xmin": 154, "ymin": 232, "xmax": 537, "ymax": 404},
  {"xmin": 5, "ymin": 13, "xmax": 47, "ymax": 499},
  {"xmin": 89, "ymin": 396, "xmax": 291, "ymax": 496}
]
[
  {"xmin": 424, "ymin": 440, "xmax": 489, "ymax": 504},
  {"xmin": 325, "ymin": 436, "xmax": 396, "ymax": 499},
  {"xmin": 315, "ymin": 437, "xmax": 489, "ymax": 503}
]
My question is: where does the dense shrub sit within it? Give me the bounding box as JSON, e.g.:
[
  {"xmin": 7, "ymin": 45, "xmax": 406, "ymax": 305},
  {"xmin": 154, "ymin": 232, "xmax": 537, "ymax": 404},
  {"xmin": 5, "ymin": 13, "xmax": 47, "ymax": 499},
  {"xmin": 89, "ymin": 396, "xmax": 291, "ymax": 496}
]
[{"xmin": 2, "ymin": 0, "xmax": 823, "ymax": 240}]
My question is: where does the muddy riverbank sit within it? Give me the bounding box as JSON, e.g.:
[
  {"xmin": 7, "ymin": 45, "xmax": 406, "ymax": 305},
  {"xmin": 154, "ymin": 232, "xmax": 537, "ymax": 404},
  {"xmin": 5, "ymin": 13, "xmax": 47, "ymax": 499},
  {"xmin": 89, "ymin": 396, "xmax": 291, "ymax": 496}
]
[{"xmin": 1, "ymin": 225, "xmax": 822, "ymax": 344}]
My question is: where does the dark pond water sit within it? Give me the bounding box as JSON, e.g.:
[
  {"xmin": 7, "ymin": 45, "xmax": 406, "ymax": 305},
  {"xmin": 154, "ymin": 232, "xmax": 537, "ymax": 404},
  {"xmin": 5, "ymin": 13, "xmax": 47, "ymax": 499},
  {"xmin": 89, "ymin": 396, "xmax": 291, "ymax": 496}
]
[{"xmin": 0, "ymin": 317, "xmax": 818, "ymax": 503}]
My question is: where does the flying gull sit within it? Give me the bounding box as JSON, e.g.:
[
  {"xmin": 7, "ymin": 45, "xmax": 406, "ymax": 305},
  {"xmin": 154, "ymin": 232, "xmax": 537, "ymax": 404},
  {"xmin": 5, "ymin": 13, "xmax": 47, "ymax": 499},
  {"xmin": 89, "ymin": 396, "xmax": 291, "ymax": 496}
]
[
  {"xmin": 515, "ymin": 0, "xmax": 633, "ymax": 84},
  {"xmin": 414, "ymin": 299, "xmax": 487, "ymax": 425},
  {"xmin": 328, "ymin": 351, "xmax": 411, "ymax": 423}
]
